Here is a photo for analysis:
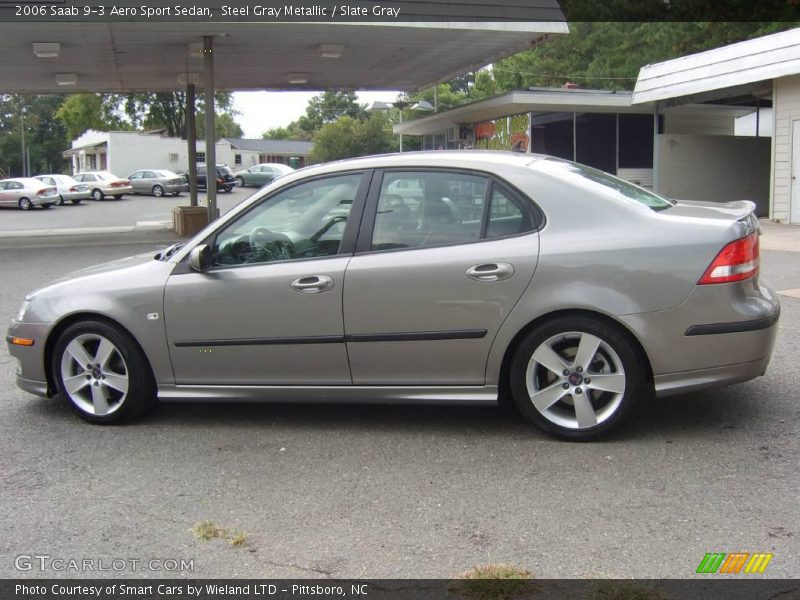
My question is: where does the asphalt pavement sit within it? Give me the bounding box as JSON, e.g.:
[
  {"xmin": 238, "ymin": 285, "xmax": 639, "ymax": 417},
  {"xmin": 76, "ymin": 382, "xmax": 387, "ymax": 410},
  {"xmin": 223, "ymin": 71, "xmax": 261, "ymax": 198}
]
[{"xmin": 0, "ymin": 218, "xmax": 798, "ymax": 580}]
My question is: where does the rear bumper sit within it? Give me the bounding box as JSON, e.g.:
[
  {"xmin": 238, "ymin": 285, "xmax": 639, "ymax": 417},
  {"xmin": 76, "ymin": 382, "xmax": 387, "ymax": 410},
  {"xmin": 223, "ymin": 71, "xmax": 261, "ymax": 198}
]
[
  {"xmin": 60, "ymin": 191, "xmax": 90, "ymax": 201},
  {"xmin": 101, "ymin": 185, "xmax": 133, "ymax": 195},
  {"xmin": 31, "ymin": 195, "xmax": 57, "ymax": 206},
  {"xmin": 164, "ymin": 183, "xmax": 189, "ymax": 193}
]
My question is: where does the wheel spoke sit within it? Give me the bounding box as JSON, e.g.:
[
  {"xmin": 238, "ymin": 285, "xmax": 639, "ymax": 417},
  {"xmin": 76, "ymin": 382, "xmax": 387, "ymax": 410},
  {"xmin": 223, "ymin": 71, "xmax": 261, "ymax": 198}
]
[
  {"xmin": 90, "ymin": 384, "xmax": 110, "ymax": 415},
  {"xmin": 530, "ymin": 383, "xmax": 568, "ymax": 412},
  {"xmin": 66, "ymin": 340, "xmax": 93, "ymax": 367},
  {"xmin": 532, "ymin": 343, "xmax": 570, "ymax": 376},
  {"xmin": 103, "ymin": 373, "xmax": 128, "ymax": 395},
  {"xmin": 94, "ymin": 338, "xmax": 116, "ymax": 369},
  {"xmin": 62, "ymin": 374, "xmax": 89, "ymax": 396},
  {"xmin": 573, "ymin": 394, "xmax": 598, "ymax": 428},
  {"xmin": 573, "ymin": 333, "xmax": 602, "ymax": 371},
  {"xmin": 586, "ymin": 373, "xmax": 625, "ymax": 394}
]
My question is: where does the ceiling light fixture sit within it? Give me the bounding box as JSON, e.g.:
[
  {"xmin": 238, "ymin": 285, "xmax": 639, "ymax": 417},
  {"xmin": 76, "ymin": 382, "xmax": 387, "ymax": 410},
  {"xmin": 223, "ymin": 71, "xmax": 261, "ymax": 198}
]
[
  {"xmin": 287, "ymin": 72, "xmax": 310, "ymax": 84},
  {"xmin": 317, "ymin": 43, "xmax": 344, "ymax": 59},
  {"xmin": 33, "ymin": 42, "xmax": 61, "ymax": 58},
  {"xmin": 55, "ymin": 73, "xmax": 78, "ymax": 86},
  {"xmin": 177, "ymin": 72, "xmax": 200, "ymax": 85}
]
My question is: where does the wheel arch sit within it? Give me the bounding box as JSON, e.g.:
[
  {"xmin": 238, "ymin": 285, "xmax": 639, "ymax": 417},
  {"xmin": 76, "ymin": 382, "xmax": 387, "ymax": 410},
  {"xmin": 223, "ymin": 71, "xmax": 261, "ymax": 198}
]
[
  {"xmin": 43, "ymin": 312, "xmax": 156, "ymax": 396},
  {"xmin": 496, "ymin": 308, "xmax": 654, "ymax": 402}
]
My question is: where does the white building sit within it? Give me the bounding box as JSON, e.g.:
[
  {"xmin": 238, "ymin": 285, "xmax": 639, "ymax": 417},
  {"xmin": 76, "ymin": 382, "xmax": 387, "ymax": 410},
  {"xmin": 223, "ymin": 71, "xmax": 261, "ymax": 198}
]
[{"xmin": 64, "ymin": 131, "xmax": 313, "ymax": 177}]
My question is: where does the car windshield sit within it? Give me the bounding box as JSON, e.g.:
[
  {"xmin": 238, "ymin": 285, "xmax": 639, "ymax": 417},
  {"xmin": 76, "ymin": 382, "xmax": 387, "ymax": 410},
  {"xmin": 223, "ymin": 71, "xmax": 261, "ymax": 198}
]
[{"xmin": 542, "ymin": 159, "xmax": 674, "ymax": 212}]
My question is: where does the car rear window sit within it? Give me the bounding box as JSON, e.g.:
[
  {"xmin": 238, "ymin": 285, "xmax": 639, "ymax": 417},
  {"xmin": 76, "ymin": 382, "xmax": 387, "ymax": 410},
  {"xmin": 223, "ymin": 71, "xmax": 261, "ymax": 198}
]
[{"xmin": 543, "ymin": 159, "xmax": 674, "ymax": 211}]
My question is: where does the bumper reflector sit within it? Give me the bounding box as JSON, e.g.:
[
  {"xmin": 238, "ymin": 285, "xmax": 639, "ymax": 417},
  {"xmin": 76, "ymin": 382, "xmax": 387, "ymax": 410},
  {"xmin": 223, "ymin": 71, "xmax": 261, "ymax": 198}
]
[{"xmin": 9, "ymin": 337, "xmax": 35, "ymax": 346}]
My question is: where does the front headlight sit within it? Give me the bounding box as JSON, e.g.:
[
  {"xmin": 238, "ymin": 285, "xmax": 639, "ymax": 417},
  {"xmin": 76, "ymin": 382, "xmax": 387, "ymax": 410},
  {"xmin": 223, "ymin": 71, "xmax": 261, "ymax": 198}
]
[{"xmin": 16, "ymin": 299, "xmax": 31, "ymax": 322}]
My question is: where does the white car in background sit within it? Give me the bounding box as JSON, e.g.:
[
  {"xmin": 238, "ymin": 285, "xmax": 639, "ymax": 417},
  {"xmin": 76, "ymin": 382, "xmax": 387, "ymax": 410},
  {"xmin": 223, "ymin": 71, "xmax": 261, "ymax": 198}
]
[
  {"xmin": 34, "ymin": 174, "xmax": 91, "ymax": 205},
  {"xmin": 0, "ymin": 177, "xmax": 58, "ymax": 210},
  {"xmin": 73, "ymin": 171, "xmax": 133, "ymax": 201}
]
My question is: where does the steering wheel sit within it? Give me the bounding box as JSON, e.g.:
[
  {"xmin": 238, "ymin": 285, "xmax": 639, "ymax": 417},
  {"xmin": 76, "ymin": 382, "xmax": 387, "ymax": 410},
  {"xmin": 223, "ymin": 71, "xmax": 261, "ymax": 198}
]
[
  {"xmin": 249, "ymin": 226, "xmax": 292, "ymax": 246},
  {"xmin": 310, "ymin": 215, "xmax": 348, "ymax": 243}
]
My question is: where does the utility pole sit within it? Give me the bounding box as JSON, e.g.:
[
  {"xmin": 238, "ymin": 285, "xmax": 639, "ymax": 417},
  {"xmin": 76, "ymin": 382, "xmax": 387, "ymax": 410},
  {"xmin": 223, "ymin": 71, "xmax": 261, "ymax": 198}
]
[
  {"xmin": 203, "ymin": 35, "xmax": 217, "ymax": 222},
  {"xmin": 19, "ymin": 97, "xmax": 26, "ymax": 177}
]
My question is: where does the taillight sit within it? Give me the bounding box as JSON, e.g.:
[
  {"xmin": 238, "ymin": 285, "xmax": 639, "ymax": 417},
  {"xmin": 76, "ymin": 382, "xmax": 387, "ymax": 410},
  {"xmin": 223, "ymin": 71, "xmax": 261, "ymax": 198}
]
[
  {"xmin": 37, "ymin": 188, "xmax": 55, "ymax": 196},
  {"xmin": 69, "ymin": 186, "xmax": 78, "ymax": 192},
  {"xmin": 698, "ymin": 232, "xmax": 759, "ymax": 284}
]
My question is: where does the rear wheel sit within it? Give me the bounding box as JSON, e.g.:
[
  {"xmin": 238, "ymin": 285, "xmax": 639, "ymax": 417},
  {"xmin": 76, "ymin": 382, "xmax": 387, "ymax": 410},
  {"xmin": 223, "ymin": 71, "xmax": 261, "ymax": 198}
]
[
  {"xmin": 52, "ymin": 320, "xmax": 156, "ymax": 424},
  {"xmin": 18, "ymin": 197, "xmax": 32, "ymax": 210},
  {"xmin": 510, "ymin": 316, "xmax": 646, "ymax": 441},
  {"xmin": 41, "ymin": 203, "xmax": 52, "ymax": 209},
  {"xmin": 152, "ymin": 185, "xmax": 164, "ymax": 197},
  {"xmin": 55, "ymin": 195, "xmax": 64, "ymax": 206},
  {"xmin": 223, "ymin": 185, "xmax": 233, "ymax": 193},
  {"xmin": 113, "ymin": 194, "xmax": 123, "ymax": 200},
  {"xmin": 92, "ymin": 188, "xmax": 104, "ymax": 201}
]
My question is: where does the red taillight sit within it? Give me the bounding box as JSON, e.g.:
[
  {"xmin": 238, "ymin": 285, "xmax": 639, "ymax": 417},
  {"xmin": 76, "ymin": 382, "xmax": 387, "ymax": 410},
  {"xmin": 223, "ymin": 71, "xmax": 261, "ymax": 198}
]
[
  {"xmin": 111, "ymin": 180, "xmax": 129, "ymax": 188},
  {"xmin": 698, "ymin": 233, "xmax": 759, "ymax": 285},
  {"xmin": 37, "ymin": 188, "xmax": 55, "ymax": 196},
  {"xmin": 69, "ymin": 186, "xmax": 78, "ymax": 192}
]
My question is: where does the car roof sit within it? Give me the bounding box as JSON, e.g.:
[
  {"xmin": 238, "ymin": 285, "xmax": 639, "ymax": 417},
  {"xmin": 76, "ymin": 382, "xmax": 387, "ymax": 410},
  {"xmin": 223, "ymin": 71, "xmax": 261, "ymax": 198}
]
[{"xmin": 2, "ymin": 177, "xmax": 47, "ymax": 186}]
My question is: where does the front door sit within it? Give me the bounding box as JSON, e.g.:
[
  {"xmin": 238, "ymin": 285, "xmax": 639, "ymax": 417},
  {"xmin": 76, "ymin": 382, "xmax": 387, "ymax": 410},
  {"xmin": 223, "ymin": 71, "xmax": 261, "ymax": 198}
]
[
  {"xmin": 164, "ymin": 171, "xmax": 369, "ymax": 385},
  {"xmin": 344, "ymin": 169, "xmax": 541, "ymax": 385}
]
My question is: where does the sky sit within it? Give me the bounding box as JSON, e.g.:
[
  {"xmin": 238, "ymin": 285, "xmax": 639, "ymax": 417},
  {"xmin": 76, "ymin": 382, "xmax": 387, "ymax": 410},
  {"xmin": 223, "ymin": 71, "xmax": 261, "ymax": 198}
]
[{"xmin": 233, "ymin": 90, "xmax": 402, "ymax": 138}]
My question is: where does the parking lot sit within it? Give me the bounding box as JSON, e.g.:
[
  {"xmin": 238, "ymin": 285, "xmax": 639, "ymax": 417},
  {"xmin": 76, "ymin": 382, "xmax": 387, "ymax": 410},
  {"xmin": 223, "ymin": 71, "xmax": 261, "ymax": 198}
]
[
  {"xmin": 0, "ymin": 186, "xmax": 253, "ymax": 235},
  {"xmin": 0, "ymin": 227, "xmax": 798, "ymax": 579}
]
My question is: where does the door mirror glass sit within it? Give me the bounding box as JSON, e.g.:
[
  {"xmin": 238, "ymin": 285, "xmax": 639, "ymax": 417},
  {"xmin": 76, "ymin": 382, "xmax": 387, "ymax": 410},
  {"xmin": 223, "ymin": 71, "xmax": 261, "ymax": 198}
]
[{"xmin": 189, "ymin": 245, "xmax": 212, "ymax": 272}]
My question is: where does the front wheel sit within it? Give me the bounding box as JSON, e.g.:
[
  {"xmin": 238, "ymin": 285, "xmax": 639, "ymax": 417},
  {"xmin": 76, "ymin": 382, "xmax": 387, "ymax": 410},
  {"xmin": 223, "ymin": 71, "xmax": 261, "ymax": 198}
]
[
  {"xmin": 55, "ymin": 195, "xmax": 64, "ymax": 206},
  {"xmin": 223, "ymin": 185, "xmax": 233, "ymax": 193},
  {"xmin": 92, "ymin": 189, "xmax": 104, "ymax": 201},
  {"xmin": 236, "ymin": 177, "xmax": 245, "ymax": 187},
  {"xmin": 510, "ymin": 316, "xmax": 647, "ymax": 441},
  {"xmin": 152, "ymin": 185, "xmax": 164, "ymax": 197},
  {"xmin": 71, "ymin": 199, "xmax": 82, "ymax": 205},
  {"xmin": 52, "ymin": 320, "xmax": 156, "ymax": 424},
  {"xmin": 113, "ymin": 194, "xmax": 123, "ymax": 200}
]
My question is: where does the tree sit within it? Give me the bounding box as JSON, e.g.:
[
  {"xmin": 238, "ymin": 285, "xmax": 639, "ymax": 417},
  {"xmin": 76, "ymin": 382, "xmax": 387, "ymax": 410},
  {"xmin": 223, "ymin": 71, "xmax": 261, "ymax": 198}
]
[
  {"xmin": 0, "ymin": 94, "xmax": 70, "ymax": 176},
  {"xmin": 309, "ymin": 112, "xmax": 395, "ymax": 163},
  {"xmin": 55, "ymin": 93, "xmax": 129, "ymax": 140},
  {"xmin": 262, "ymin": 122, "xmax": 312, "ymax": 141},
  {"xmin": 196, "ymin": 111, "xmax": 244, "ymax": 140},
  {"xmin": 120, "ymin": 91, "xmax": 240, "ymax": 138}
]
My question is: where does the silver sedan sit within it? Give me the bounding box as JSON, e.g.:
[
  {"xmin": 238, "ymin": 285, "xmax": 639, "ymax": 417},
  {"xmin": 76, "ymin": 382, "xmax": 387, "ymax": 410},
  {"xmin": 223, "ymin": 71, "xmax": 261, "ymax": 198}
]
[
  {"xmin": 7, "ymin": 152, "xmax": 779, "ymax": 440},
  {"xmin": 34, "ymin": 174, "xmax": 91, "ymax": 205},
  {"xmin": 0, "ymin": 177, "xmax": 58, "ymax": 210},
  {"xmin": 128, "ymin": 169, "xmax": 189, "ymax": 197}
]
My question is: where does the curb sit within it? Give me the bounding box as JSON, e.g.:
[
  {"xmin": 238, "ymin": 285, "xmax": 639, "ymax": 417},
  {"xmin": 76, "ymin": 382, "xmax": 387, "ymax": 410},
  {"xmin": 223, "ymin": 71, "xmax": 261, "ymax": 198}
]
[{"xmin": 0, "ymin": 221, "xmax": 172, "ymax": 239}]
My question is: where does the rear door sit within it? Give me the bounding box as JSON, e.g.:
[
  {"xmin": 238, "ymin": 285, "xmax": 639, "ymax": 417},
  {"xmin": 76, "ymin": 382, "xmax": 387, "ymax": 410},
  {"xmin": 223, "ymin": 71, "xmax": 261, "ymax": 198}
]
[
  {"xmin": 343, "ymin": 169, "xmax": 542, "ymax": 385},
  {"xmin": 0, "ymin": 182, "xmax": 10, "ymax": 206}
]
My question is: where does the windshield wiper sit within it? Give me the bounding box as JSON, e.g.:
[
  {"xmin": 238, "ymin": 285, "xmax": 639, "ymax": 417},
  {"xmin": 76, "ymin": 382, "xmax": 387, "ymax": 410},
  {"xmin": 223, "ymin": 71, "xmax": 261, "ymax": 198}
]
[{"xmin": 155, "ymin": 242, "xmax": 184, "ymax": 261}]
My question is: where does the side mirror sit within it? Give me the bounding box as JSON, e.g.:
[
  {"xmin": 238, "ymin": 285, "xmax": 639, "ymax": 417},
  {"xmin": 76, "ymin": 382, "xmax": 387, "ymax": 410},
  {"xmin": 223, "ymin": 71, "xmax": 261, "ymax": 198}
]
[{"xmin": 189, "ymin": 244, "xmax": 211, "ymax": 272}]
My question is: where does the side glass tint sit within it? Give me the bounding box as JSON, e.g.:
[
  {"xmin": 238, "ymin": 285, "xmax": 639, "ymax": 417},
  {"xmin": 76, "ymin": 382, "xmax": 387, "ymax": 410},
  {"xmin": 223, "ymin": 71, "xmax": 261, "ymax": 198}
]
[
  {"xmin": 371, "ymin": 171, "xmax": 487, "ymax": 250},
  {"xmin": 486, "ymin": 187, "xmax": 535, "ymax": 238},
  {"xmin": 211, "ymin": 174, "xmax": 361, "ymax": 267}
]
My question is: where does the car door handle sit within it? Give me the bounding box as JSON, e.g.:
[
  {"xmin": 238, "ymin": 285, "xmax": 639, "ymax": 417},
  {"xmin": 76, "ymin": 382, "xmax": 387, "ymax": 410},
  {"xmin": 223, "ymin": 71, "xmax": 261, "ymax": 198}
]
[
  {"xmin": 466, "ymin": 262, "xmax": 515, "ymax": 282},
  {"xmin": 290, "ymin": 275, "xmax": 334, "ymax": 294}
]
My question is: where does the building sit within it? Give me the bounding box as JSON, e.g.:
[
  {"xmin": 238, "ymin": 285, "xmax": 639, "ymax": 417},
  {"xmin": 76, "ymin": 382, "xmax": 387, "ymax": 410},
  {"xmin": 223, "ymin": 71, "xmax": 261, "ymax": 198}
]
[
  {"xmin": 64, "ymin": 131, "xmax": 313, "ymax": 176},
  {"xmin": 396, "ymin": 88, "xmax": 768, "ymax": 214}
]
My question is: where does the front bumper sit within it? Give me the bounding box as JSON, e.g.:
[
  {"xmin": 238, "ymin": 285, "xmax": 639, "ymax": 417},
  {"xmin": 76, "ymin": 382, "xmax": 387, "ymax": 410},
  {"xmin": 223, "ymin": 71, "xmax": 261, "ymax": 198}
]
[{"xmin": 7, "ymin": 322, "xmax": 52, "ymax": 398}]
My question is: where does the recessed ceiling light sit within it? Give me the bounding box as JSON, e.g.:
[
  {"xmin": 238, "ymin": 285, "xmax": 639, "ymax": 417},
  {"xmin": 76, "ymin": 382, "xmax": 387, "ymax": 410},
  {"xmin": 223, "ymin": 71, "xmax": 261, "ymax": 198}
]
[
  {"xmin": 287, "ymin": 72, "xmax": 310, "ymax": 84},
  {"xmin": 33, "ymin": 42, "xmax": 61, "ymax": 58},
  {"xmin": 317, "ymin": 43, "xmax": 344, "ymax": 59},
  {"xmin": 55, "ymin": 73, "xmax": 77, "ymax": 86},
  {"xmin": 177, "ymin": 72, "xmax": 200, "ymax": 85}
]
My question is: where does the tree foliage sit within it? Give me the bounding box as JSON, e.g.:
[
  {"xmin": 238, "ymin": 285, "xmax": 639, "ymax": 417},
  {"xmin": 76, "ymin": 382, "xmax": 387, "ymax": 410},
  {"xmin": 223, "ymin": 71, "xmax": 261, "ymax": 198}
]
[
  {"xmin": 0, "ymin": 94, "xmax": 70, "ymax": 176},
  {"xmin": 120, "ymin": 91, "xmax": 239, "ymax": 139},
  {"xmin": 309, "ymin": 113, "xmax": 396, "ymax": 163}
]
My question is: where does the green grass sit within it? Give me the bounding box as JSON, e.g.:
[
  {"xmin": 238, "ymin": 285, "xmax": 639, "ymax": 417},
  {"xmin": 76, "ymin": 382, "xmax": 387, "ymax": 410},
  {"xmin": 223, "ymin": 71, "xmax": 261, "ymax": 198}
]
[
  {"xmin": 191, "ymin": 520, "xmax": 249, "ymax": 548},
  {"xmin": 451, "ymin": 564, "xmax": 535, "ymax": 600}
]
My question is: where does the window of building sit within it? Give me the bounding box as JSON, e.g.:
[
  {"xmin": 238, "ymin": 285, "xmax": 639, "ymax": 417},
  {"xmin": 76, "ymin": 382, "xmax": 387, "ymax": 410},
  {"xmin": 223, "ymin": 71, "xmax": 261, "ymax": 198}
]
[
  {"xmin": 234, "ymin": 154, "xmax": 242, "ymax": 165},
  {"xmin": 196, "ymin": 152, "xmax": 206, "ymax": 163}
]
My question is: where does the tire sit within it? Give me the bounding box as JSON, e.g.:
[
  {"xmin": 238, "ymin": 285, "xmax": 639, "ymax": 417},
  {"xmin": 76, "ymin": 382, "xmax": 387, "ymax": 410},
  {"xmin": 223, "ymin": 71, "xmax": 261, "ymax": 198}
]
[
  {"xmin": 41, "ymin": 203, "xmax": 52, "ymax": 209},
  {"xmin": 223, "ymin": 185, "xmax": 233, "ymax": 193},
  {"xmin": 509, "ymin": 315, "xmax": 646, "ymax": 441},
  {"xmin": 55, "ymin": 195, "xmax": 64, "ymax": 206},
  {"xmin": 172, "ymin": 191, "xmax": 180, "ymax": 197},
  {"xmin": 236, "ymin": 176, "xmax": 245, "ymax": 187},
  {"xmin": 71, "ymin": 199, "xmax": 82, "ymax": 205},
  {"xmin": 92, "ymin": 188, "xmax": 104, "ymax": 201},
  {"xmin": 52, "ymin": 320, "xmax": 157, "ymax": 424},
  {"xmin": 18, "ymin": 197, "xmax": 32, "ymax": 211},
  {"xmin": 152, "ymin": 185, "xmax": 164, "ymax": 197},
  {"xmin": 113, "ymin": 194, "xmax": 123, "ymax": 200}
]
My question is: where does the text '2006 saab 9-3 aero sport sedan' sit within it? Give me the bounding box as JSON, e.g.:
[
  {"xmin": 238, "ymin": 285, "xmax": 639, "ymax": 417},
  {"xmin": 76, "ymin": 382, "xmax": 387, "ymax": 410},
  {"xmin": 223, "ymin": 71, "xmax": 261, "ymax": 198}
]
[{"xmin": 7, "ymin": 152, "xmax": 779, "ymax": 440}]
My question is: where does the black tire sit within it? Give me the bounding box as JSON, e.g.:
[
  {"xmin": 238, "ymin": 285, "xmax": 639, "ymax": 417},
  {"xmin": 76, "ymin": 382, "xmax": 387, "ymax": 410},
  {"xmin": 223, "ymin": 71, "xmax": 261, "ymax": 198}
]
[
  {"xmin": 41, "ymin": 203, "xmax": 52, "ymax": 209},
  {"xmin": 223, "ymin": 185, "xmax": 233, "ymax": 193},
  {"xmin": 236, "ymin": 176, "xmax": 245, "ymax": 187},
  {"xmin": 113, "ymin": 194, "xmax": 123, "ymax": 200},
  {"xmin": 51, "ymin": 320, "xmax": 157, "ymax": 424},
  {"xmin": 152, "ymin": 185, "xmax": 164, "ymax": 197},
  {"xmin": 18, "ymin": 197, "xmax": 32, "ymax": 211},
  {"xmin": 509, "ymin": 315, "xmax": 647, "ymax": 441},
  {"xmin": 55, "ymin": 195, "xmax": 64, "ymax": 206},
  {"xmin": 71, "ymin": 199, "xmax": 82, "ymax": 205},
  {"xmin": 92, "ymin": 188, "xmax": 104, "ymax": 201},
  {"xmin": 172, "ymin": 191, "xmax": 180, "ymax": 196}
]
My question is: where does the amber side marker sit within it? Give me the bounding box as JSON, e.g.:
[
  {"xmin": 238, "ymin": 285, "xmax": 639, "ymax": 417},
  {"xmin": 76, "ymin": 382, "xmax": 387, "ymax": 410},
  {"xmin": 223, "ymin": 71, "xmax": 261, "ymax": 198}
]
[{"xmin": 8, "ymin": 337, "xmax": 35, "ymax": 347}]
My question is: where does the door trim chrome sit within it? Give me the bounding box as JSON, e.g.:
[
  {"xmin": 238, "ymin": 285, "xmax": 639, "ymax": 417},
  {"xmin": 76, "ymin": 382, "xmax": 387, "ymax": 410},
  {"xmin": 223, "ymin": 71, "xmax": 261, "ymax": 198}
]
[{"xmin": 174, "ymin": 329, "xmax": 488, "ymax": 347}]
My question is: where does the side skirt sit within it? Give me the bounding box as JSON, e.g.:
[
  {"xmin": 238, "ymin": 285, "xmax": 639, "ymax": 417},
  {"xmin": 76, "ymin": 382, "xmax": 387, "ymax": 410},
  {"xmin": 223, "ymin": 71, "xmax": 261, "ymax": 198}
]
[{"xmin": 158, "ymin": 385, "xmax": 499, "ymax": 405}]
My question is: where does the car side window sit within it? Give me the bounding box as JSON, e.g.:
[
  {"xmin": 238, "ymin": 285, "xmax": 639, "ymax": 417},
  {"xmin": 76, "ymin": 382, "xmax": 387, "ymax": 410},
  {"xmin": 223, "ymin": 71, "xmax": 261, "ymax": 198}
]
[
  {"xmin": 129, "ymin": 172, "xmax": 141, "ymax": 180},
  {"xmin": 486, "ymin": 187, "xmax": 536, "ymax": 238},
  {"xmin": 9, "ymin": 182, "xmax": 23, "ymax": 190},
  {"xmin": 41, "ymin": 177, "xmax": 55, "ymax": 186},
  {"xmin": 211, "ymin": 174, "xmax": 361, "ymax": 268},
  {"xmin": 371, "ymin": 172, "xmax": 487, "ymax": 251},
  {"xmin": 83, "ymin": 174, "xmax": 96, "ymax": 182}
]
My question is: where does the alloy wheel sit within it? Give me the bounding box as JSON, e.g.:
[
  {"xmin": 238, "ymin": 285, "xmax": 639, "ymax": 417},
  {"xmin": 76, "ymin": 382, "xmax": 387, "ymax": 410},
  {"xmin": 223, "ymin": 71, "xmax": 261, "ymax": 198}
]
[{"xmin": 59, "ymin": 333, "xmax": 129, "ymax": 417}]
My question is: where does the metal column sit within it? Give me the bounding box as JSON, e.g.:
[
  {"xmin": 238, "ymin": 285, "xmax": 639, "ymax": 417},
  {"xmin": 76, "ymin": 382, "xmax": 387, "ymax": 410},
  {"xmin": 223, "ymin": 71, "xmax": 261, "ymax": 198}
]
[
  {"xmin": 186, "ymin": 82, "xmax": 198, "ymax": 207},
  {"xmin": 203, "ymin": 36, "xmax": 217, "ymax": 221}
]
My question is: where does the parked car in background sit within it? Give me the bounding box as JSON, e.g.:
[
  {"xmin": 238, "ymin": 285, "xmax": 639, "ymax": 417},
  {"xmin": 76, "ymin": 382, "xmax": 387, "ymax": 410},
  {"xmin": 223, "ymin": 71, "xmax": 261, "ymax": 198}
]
[
  {"xmin": 128, "ymin": 170, "xmax": 189, "ymax": 197},
  {"xmin": 234, "ymin": 163, "xmax": 294, "ymax": 188},
  {"xmin": 73, "ymin": 171, "xmax": 133, "ymax": 201},
  {"xmin": 34, "ymin": 174, "xmax": 90, "ymax": 205},
  {"xmin": 0, "ymin": 177, "xmax": 58, "ymax": 210},
  {"xmin": 6, "ymin": 152, "xmax": 779, "ymax": 440},
  {"xmin": 182, "ymin": 165, "xmax": 237, "ymax": 193}
]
